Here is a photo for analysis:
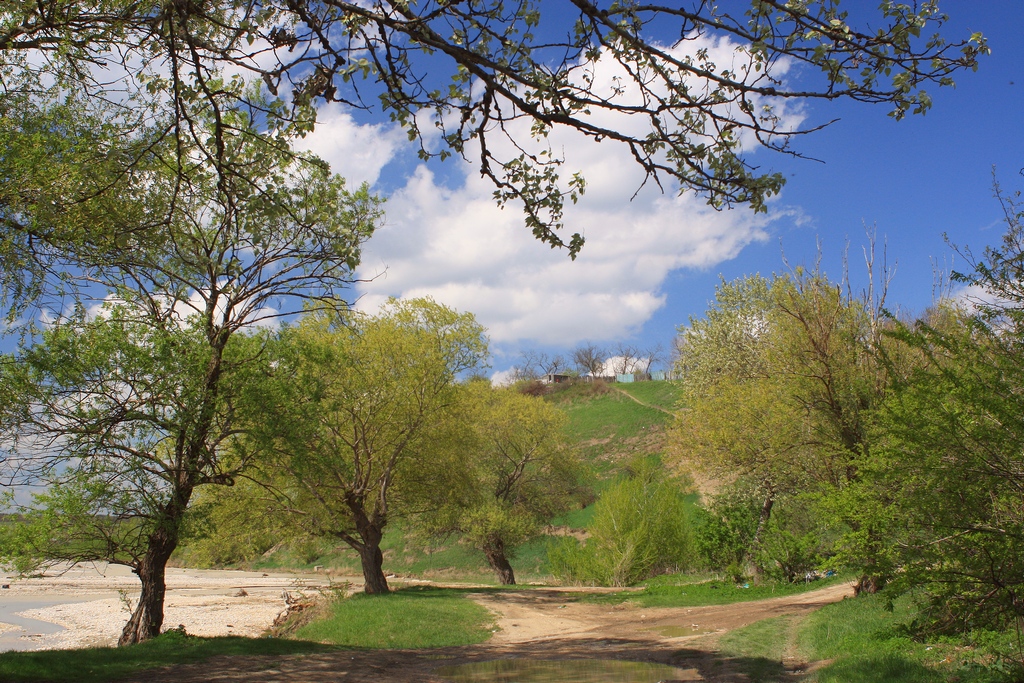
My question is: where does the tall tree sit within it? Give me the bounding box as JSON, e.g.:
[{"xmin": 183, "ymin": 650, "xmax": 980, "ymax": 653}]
[
  {"xmin": 1, "ymin": 2, "xmax": 987, "ymax": 256},
  {"xmin": 251, "ymin": 298, "xmax": 488, "ymax": 594},
  {"xmin": 572, "ymin": 342, "xmax": 607, "ymax": 379},
  {"xmin": 0, "ymin": 116, "xmax": 380, "ymax": 644},
  {"xmin": 864, "ymin": 184, "xmax": 1024, "ymax": 634},
  {"xmin": 418, "ymin": 381, "xmax": 583, "ymax": 585},
  {"xmin": 673, "ymin": 267, "xmax": 893, "ymax": 585}
]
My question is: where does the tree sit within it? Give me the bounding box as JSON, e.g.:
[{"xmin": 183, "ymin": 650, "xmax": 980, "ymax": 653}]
[
  {"xmin": 418, "ymin": 381, "xmax": 583, "ymax": 585},
  {"xmin": 0, "ymin": 119, "xmax": 379, "ymax": 644},
  {"xmin": 509, "ymin": 349, "xmax": 568, "ymax": 382},
  {"xmin": 672, "ymin": 266, "xmax": 893, "ymax": 586},
  {"xmin": 250, "ymin": 298, "xmax": 488, "ymax": 594},
  {"xmin": 572, "ymin": 343, "xmax": 607, "ymax": 379},
  {"xmin": 862, "ymin": 184, "xmax": 1024, "ymax": 634},
  {"xmin": 1, "ymin": 2, "xmax": 987, "ymax": 256}
]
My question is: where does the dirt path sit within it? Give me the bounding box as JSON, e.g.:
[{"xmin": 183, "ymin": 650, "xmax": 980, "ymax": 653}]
[
  {"xmin": 611, "ymin": 386, "xmax": 675, "ymax": 415},
  {"xmin": 122, "ymin": 581, "xmax": 855, "ymax": 683}
]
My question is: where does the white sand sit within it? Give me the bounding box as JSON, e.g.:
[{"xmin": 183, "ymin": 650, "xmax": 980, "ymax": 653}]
[{"xmin": 0, "ymin": 563, "xmax": 345, "ymax": 651}]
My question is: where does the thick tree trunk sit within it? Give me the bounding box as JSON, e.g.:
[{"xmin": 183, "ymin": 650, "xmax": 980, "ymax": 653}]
[
  {"xmin": 854, "ymin": 574, "xmax": 887, "ymax": 595},
  {"xmin": 119, "ymin": 531, "xmax": 177, "ymax": 646},
  {"xmin": 355, "ymin": 523, "xmax": 390, "ymax": 594},
  {"xmin": 483, "ymin": 541, "xmax": 516, "ymax": 585}
]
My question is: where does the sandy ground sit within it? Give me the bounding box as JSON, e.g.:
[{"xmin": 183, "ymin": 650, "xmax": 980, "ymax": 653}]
[
  {"xmin": 0, "ymin": 563, "xmax": 338, "ymax": 651},
  {"xmin": 112, "ymin": 581, "xmax": 856, "ymax": 683},
  {"xmin": 0, "ymin": 564, "xmax": 855, "ymax": 681}
]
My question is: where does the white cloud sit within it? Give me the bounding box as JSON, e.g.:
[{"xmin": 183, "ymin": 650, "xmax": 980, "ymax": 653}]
[
  {"xmin": 292, "ymin": 104, "xmax": 406, "ymax": 187},
  {"xmin": 490, "ymin": 368, "xmax": 516, "ymax": 386},
  {"xmin": 345, "ymin": 33, "xmax": 801, "ymax": 347}
]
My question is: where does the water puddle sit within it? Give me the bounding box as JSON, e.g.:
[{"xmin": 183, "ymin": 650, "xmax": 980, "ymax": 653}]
[
  {"xmin": 655, "ymin": 626, "xmax": 716, "ymax": 638},
  {"xmin": 435, "ymin": 658, "xmax": 693, "ymax": 682},
  {"xmin": 0, "ymin": 595, "xmax": 106, "ymax": 652}
]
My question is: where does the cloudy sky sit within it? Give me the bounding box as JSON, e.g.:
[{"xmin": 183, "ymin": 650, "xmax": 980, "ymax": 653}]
[{"xmin": 295, "ymin": 2, "xmax": 1024, "ymax": 377}]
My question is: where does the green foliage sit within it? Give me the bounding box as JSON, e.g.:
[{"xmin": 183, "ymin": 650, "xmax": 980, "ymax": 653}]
[
  {"xmin": 673, "ymin": 267, "xmax": 893, "ymax": 589},
  {"xmin": 174, "ymin": 478, "xmax": 291, "ymax": 568},
  {"xmin": 1, "ymin": 2, "xmax": 987, "ymax": 259},
  {"xmin": 415, "ymin": 381, "xmax": 584, "ymax": 583},
  {"xmin": 247, "ymin": 297, "xmax": 488, "ymax": 592},
  {"xmin": 294, "ymin": 588, "xmax": 494, "ymax": 648},
  {"xmin": 693, "ymin": 486, "xmax": 762, "ymax": 574},
  {"xmin": 0, "ymin": 91, "xmax": 380, "ymax": 641},
  {"xmin": 754, "ymin": 505, "xmax": 828, "ymax": 584},
  {"xmin": 868, "ymin": 316, "xmax": 1024, "ymax": 633},
  {"xmin": 549, "ymin": 462, "xmax": 694, "ymax": 586},
  {"xmin": 798, "ymin": 592, "xmax": 1022, "ymax": 683}
]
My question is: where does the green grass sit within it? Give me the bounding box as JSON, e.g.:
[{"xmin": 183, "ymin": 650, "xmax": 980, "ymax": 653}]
[
  {"xmin": 550, "ymin": 383, "xmax": 671, "ymax": 441},
  {"xmin": 798, "ymin": 591, "xmax": 1022, "ymax": 683},
  {"xmin": 585, "ymin": 574, "xmax": 848, "ymax": 608},
  {"xmin": 551, "ymin": 502, "xmax": 596, "ymax": 529},
  {"xmin": 719, "ymin": 615, "xmax": 793, "ymax": 661},
  {"xmin": 294, "ymin": 587, "xmax": 494, "ymax": 648},
  {"xmin": 715, "ymin": 615, "xmax": 793, "ymax": 682},
  {"xmin": 0, "ymin": 631, "xmax": 333, "ymax": 683},
  {"xmin": 615, "ymin": 380, "xmax": 682, "ymax": 411}
]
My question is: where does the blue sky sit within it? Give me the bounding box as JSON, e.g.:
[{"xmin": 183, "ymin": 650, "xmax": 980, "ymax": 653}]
[{"xmin": 297, "ymin": 1, "xmax": 1024, "ymax": 377}]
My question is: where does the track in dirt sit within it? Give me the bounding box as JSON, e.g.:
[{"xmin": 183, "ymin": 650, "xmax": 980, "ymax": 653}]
[{"xmin": 122, "ymin": 581, "xmax": 854, "ymax": 683}]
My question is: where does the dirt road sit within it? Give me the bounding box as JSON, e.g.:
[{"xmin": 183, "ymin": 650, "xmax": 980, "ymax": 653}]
[{"xmin": 122, "ymin": 581, "xmax": 854, "ymax": 683}]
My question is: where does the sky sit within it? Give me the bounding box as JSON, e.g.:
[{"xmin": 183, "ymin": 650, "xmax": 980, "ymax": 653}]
[{"xmin": 292, "ymin": 1, "xmax": 1024, "ymax": 379}]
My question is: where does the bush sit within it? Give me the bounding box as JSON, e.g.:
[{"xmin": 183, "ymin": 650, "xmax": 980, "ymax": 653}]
[
  {"xmin": 549, "ymin": 464, "xmax": 693, "ymax": 586},
  {"xmin": 755, "ymin": 507, "xmax": 825, "ymax": 583}
]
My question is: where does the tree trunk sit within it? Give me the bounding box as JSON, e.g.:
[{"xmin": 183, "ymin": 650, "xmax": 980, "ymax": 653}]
[
  {"xmin": 119, "ymin": 531, "xmax": 177, "ymax": 646},
  {"xmin": 356, "ymin": 524, "xmax": 390, "ymax": 594},
  {"xmin": 854, "ymin": 574, "xmax": 887, "ymax": 595},
  {"xmin": 483, "ymin": 541, "xmax": 516, "ymax": 585},
  {"xmin": 751, "ymin": 493, "xmax": 775, "ymax": 550},
  {"xmin": 746, "ymin": 492, "xmax": 775, "ymax": 578}
]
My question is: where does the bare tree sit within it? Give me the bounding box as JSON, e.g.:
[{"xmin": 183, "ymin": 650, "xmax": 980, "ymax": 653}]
[
  {"xmin": 572, "ymin": 343, "xmax": 607, "ymax": 379},
  {"xmin": 611, "ymin": 344, "xmax": 642, "ymax": 375},
  {"xmin": 636, "ymin": 344, "xmax": 664, "ymax": 377}
]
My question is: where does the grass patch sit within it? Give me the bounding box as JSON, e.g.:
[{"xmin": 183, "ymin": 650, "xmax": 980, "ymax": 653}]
[
  {"xmin": 716, "ymin": 615, "xmax": 793, "ymax": 682},
  {"xmin": 552, "ymin": 502, "xmax": 596, "ymax": 529},
  {"xmin": 799, "ymin": 591, "xmax": 1023, "ymax": 683},
  {"xmin": 0, "ymin": 631, "xmax": 332, "ymax": 683},
  {"xmin": 720, "ymin": 615, "xmax": 793, "ymax": 661},
  {"xmin": 586, "ymin": 573, "xmax": 848, "ymax": 608},
  {"xmin": 294, "ymin": 587, "xmax": 494, "ymax": 648},
  {"xmin": 551, "ymin": 383, "xmax": 672, "ymax": 442},
  {"xmin": 615, "ymin": 381, "xmax": 682, "ymax": 411}
]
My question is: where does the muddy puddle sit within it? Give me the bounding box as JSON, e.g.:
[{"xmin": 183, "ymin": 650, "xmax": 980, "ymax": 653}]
[{"xmin": 435, "ymin": 658, "xmax": 696, "ymax": 682}]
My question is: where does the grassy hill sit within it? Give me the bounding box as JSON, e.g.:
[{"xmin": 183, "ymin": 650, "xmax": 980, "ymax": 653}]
[{"xmin": 175, "ymin": 379, "xmax": 683, "ymax": 583}]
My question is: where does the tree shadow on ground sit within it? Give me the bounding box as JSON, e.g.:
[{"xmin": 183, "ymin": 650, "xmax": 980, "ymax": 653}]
[{"xmin": 89, "ymin": 635, "xmax": 821, "ymax": 683}]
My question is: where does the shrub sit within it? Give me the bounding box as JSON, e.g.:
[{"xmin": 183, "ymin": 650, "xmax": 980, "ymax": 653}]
[{"xmin": 549, "ymin": 464, "xmax": 693, "ymax": 586}]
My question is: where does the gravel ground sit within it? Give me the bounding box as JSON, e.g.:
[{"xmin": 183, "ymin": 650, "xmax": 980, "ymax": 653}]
[{"xmin": 0, "ymin": 563, "xmax": 339, "ymax": 651}]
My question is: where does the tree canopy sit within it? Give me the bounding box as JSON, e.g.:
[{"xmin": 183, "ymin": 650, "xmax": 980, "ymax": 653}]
[
  {"xmin": 0, "ymin": 111, "xmax": 379, "ymax": 643},
  {"xmin": 417, "ymin": 380, "xmax": 583, "ymax": 585},
  {"xmin": 249, "ymin": 297, "xmax": 488, "ymax": 594},
  {"xmin": 1, "ymin": 1, "xmax": 988, "ymax": 256}
]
